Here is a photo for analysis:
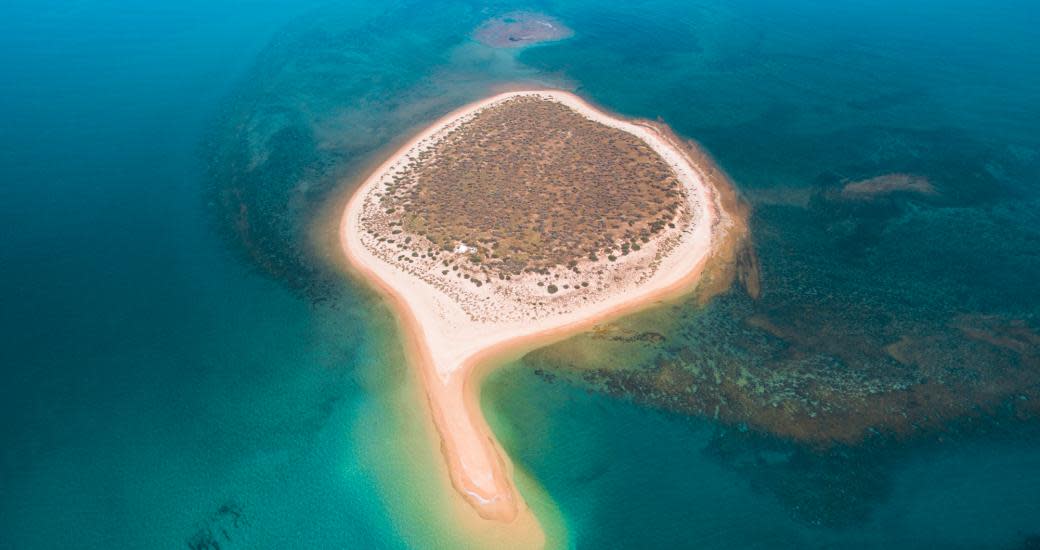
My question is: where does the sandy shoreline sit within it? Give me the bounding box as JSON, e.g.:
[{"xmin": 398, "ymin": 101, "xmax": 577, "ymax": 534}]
[{"xmin": 339, "ymin": 89, "xmax": 736, "ymax": 542}]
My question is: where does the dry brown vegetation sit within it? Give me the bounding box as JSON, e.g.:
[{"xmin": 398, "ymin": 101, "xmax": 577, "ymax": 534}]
[{"xmin": 374, "ymin": 96, "xmax": 686, "ymax": 277}]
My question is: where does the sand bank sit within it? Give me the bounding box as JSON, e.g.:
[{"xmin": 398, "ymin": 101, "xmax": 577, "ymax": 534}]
[{"xmin": 340, "ymin": 90, "xmax": 736, "ymax": 539}]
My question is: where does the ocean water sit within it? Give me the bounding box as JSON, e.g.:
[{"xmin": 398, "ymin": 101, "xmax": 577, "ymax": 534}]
[{"xmin": 2, "ymin": 1, "xmax": 1039, "ymax": 549}]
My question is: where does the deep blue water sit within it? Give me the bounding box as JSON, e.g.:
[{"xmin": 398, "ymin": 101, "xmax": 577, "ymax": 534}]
[{"xmin": 2, "ymin": 1, "xmax": 1039, "ymax": 548}]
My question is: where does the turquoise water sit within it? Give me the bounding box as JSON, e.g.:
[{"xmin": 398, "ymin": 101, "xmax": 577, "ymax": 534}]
[
  {"xmin": 3, "ymin": 1, "xmax": 1039, "ymax": 548},
  {"xmin": 485, "ymin": 365, "xmax": 1040, "ymax": 549}
]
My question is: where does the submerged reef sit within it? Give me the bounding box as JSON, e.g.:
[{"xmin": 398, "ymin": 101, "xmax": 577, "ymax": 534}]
[
  {"xmin": 527, "ymin": 239, "xmax": 1040, "ymax": 447},
  {"xmin": 518, "ymin": 123, "xmax": 1040, "ymax": 527},
  {"xmin": 838, "ymin": 173, "xmax": 935, "ymax": 200},
  {"xmin": 201, "ymin": 0, "xmax": 1040, "ymax": 440},
  {"xmin": 187, "ymin": 502, "xmax": 246, "ymax": 550},
  {"xmin": 701, "ymin": 409, "xmax": 1040, "ymax": 527},
  {"xmin": 704, "ymin": 426, "xmax": 893, "ymax": 527},
  {"xmin": 201, "ymin": 5, "xmax": 536, "ymax": 302},
  {"xmin": 473, "ymin": 12, "xmax": 573, "ymax": 48},
  {"xmin": 202, "ymin": 3, "xmax": 1040, "ymax": 530},
  {"xmin": 523, "ymin": 124, "xmax": 1040, "ymax": 447}
]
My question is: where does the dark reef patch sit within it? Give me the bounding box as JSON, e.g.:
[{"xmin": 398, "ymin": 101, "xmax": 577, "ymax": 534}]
[
  {"xmin": 201, "ymin": 6, "xmax": 457, "ymax": 301},
  {"xmin": 522, "ymin": 119, "xmax": 1040, "ymax": 446},
  {"xmin": 704, "ymin": 426, "xmax": 894, "ymax": 527},
  {"xmin": 203, "ymin": 113, "xmax": 329, "ymax": 298},
  {"xmin": 702, "ymin": 409, "xmax": 1040, "ymax": 527},
  {"xmin": 201, "ymin": 3, "xmax": 557, "ymax": 302},
  {"xmin": 521, "ymin": 360, "xmax": 1040, "ymax": 528},
  {"xmin": 187, "ymin": 502, "xmax": 247, "ymax": 550}
]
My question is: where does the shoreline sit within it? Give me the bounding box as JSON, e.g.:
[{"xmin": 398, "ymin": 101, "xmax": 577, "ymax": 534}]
[{"xmin": 339, "ymin": 89, "xmax": 740, "ymax": 543}]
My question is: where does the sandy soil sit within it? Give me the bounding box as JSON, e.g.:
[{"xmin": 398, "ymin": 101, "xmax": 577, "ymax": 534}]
[{"xmin": 340, "ymin": 90, "xmax": 735, "ymax": 539}]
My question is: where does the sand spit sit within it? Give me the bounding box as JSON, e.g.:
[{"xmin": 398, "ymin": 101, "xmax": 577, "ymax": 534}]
[{"xmin": 340, "ymin": 90, "xmax": 736, "ymax": 537}]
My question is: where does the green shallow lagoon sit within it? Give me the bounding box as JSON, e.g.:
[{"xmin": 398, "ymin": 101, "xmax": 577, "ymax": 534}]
[{"xmin": 2, "ymin": 0, "xmax": 1039, "ymax": 548}]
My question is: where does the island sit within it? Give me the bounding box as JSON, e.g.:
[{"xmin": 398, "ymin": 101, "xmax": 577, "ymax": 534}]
[{"xmin": 340, "ymin": 90, "xmax": 739, "ymax": 537}]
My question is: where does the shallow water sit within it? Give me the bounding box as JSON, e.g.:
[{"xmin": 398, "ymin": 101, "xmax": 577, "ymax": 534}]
[
  {"xmin": 484, "ymin": 364, "xmax": 1040, "ymax": 549},
  {"xmin": 2, "ymin": 0, "xmax": 1038, "ymax": 548}
]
